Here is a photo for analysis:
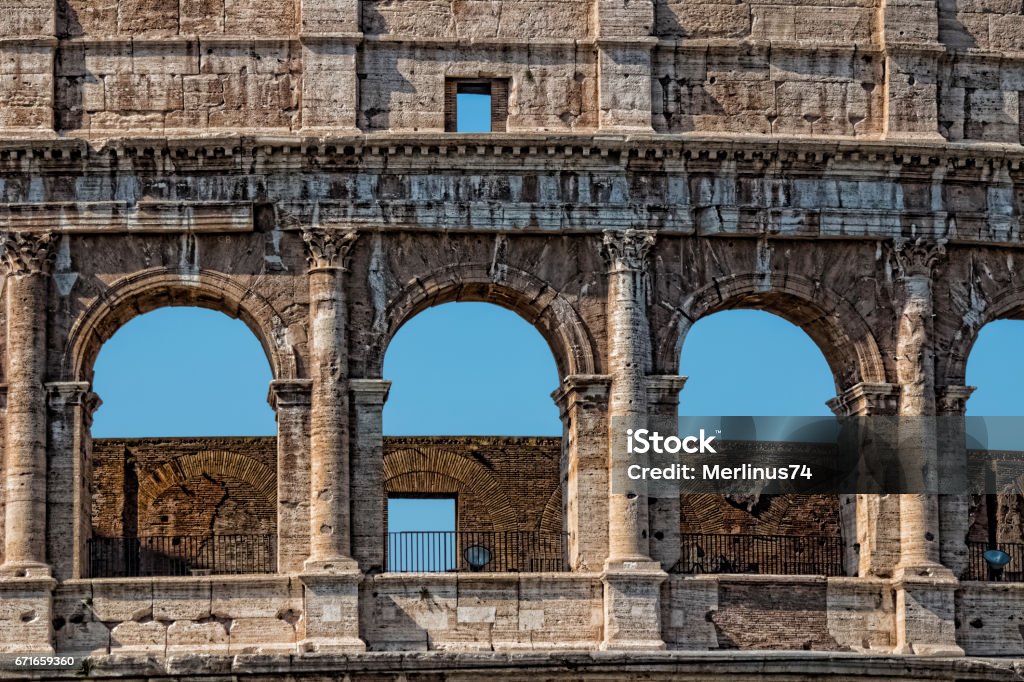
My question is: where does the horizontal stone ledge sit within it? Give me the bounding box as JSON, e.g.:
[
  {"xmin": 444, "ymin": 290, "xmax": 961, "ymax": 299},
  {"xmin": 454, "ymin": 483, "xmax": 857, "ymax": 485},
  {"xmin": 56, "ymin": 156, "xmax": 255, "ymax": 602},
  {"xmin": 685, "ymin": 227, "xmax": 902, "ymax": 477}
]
[
  {"xmin": 0, "ymin": 202, "xmax": 252, "ymax": 234},
  {"xmin": 35, "ymin": 650, "xmax": 1024, "ymax": 680}
]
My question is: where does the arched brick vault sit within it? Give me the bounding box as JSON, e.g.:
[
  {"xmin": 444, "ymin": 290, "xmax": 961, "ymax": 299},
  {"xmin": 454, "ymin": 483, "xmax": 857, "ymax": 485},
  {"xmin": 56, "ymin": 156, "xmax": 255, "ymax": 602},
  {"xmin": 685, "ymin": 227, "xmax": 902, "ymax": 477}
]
[
  {"xmin": 61, "ymin": 267, "xmax": 296, "ymax": 383},
  {"xmin": 364, "ymin": 263, "xmax": 598, "ymax": 380},
  {"xmin": 680, "ymin": 494, "xmax": 842, "ymax": 537},
  {"xmin": 383, "ymin": 447, "xmax": 521, "ymax": 532},
  {"xmin": 655, "ymin": 273, "xmax": 887, "ymax": 393},
  {"xmin": 137, "ymin": 451, "xmax": 277, "ymax": 510}
]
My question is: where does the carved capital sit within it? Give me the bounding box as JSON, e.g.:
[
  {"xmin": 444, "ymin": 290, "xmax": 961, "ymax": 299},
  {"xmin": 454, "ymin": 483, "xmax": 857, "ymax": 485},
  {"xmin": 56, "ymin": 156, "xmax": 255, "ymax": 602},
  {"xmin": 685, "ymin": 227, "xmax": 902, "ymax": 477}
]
[
  {"xmin": 936, "ymin": 385, "xmax": 976, "ymax": 415},
  {"xmin": 602, "ymin": 229, "xmax": 656, "ymax": 274},
  {"xmin": 0, "ymin": 232, "xmax": 57, "ymax": 277},
  {"xmin": 890, "ymin": 237, "xmax": 947, "ymax": 279},
  {"xmin": 268, "ymin": 379, "xmax": 313, "ymax": 410},
  {"xmin": 302, "ymin": 228, "xmax": 359, "ymax": 270}
]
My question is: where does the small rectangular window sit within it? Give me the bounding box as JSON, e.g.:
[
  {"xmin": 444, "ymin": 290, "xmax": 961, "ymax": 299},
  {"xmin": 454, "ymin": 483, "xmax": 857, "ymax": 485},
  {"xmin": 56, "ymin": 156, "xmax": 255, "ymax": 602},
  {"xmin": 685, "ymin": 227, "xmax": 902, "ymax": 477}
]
[
  {"xmin": 445, "ymin": 79, "xmax": 509, "ymax": 133},
  {"xmin": 386, "ymin": 495, "xmax": 456, "ymax": 572}
]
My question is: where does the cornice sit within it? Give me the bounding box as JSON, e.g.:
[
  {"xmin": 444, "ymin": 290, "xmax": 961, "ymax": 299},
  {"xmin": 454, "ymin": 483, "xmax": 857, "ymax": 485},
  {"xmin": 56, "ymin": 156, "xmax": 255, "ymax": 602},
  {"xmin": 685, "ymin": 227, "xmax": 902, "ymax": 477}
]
[{"xmin": 5, "ymin": 133, "xmax": 1024, "ymax": 171}]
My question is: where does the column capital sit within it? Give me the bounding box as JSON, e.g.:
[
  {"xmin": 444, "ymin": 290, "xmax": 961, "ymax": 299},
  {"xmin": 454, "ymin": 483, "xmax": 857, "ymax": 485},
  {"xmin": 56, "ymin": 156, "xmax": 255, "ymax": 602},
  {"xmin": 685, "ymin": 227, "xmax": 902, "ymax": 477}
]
[
  {"xmin": 601, "ymin": 229, "xmax": 655, "ymax": 274},
  {"xmin": 268, "ymin": 379, "xmax": 313, "ymax": 409},
  {"xmin": 646, "ymin": 374, "xmax": 687, "ymax": 405},
  {"xmin": 828, "ymin": 382, "xmax": 901, "ymax": 417},
  {"xmin": 0, "ymin": 232, "xmax": 57, "ymax": 277},
  {"xmin": 936, "ymin": 384, "xmax": 976, "ymax": 415},
  {"xmin": 302, "ymin": 227, "xmax": 359, "ymax": 271},
  {"xmin": 45, "ymin": 381, "xmax": 100, "ymax": 410},
  {"xmin": 890, "ymin": 237, "xmax": 947, "ymax": 279},
  {"xmin": 349, "ymin": 378, "xmax": 391, "ymax": 405},
  {"xmin": 551, "ymin": 373, "xmax": 612, "ymax": 413}
]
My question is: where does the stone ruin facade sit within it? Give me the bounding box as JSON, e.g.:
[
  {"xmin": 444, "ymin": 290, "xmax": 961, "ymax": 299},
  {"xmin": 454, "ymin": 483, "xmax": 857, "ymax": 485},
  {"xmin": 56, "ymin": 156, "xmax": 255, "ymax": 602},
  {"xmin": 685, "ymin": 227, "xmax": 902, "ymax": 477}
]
[{"xmin": 2, "ymin": 0, "xmax": 1024, "ymax": 678}]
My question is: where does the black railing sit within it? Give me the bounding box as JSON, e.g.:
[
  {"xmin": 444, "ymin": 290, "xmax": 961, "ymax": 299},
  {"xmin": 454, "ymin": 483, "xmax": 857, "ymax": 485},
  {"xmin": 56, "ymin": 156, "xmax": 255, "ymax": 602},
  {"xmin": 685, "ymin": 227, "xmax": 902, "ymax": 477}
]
[
  {"xmin": 385, "ymin": 531, "xmax": 568, "ymax": 572},
  {"xmin": 673, "ymin": 533, "xmax": 844, "ymax": 576},
  {"xmin": 88, "ymin": 534, "xmax": 276, "ymax": 578},
  {"xmin": 964, "ymin": 542, "xmax": 1024, "ymax": 582}
]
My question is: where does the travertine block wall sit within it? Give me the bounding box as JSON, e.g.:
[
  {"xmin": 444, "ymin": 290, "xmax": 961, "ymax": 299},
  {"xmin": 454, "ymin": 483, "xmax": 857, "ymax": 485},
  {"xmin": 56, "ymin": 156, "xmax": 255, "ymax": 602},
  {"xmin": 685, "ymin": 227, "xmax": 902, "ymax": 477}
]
[
  {"xmin": 955, "ymin": 583, "xmax": 1024, "ymax": 655},
  {"xmin": 361, "ymin": 574, "xmax": 603, "ymax": 651},
  {"xmin": 654, "ymin": 0, "xmax": 877, "ymax": 41},
  {"xmin": 361, "ymin": 0, "xmax": 591, "ymax": 38},
  {"xmin": 359, "ymin": 44, "xmax": 598, "ymax": 132}
]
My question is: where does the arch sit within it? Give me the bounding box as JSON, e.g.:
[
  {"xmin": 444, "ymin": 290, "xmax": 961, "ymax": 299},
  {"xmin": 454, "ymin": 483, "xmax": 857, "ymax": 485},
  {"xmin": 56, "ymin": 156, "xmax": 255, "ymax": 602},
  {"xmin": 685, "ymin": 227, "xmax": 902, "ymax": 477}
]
[
  {"xmin": 383, "ymin": 446, "xmax": 520, "ymax": 532},
  {"xmin": 657, "ymin": 273, "xmax": 886, "ymax": 392},
  {"xmin": 366, "ymin": 263, "xmax": 598, "ymax": 379},
  {"xmin": 137, "ymin": 451, "xmax": 277, "ymax": 510},
  {"xmin": 63, "ymin": 268, "xmax": 296, "ymax": 383},
  {"xmin": 946, "ymin": 285, "xmax": 1024, "ymax": 387},
  {"xmin": 679, "ymin": 494, "xmax": 841, "ymax": 537}
]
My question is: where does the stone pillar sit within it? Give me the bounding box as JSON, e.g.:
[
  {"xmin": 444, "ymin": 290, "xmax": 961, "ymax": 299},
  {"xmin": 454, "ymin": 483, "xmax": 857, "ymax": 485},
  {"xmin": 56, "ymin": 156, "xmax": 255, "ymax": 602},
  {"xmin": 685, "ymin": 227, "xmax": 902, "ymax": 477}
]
[
  {"xmin": 889, "ymin": 237, "xmax": 962, "ymax": 656},
  {"xmin": 595, "ymin": 0, "xmax": 656, "ymax": 131},
  {"xmin": 269, "ymin": 379, "xmax": 313, "ymax": 574},
  {"xmin": 600, "ymin": 229, "xmax": 666, "ymax": 651},
  {"xmin": 647, "ymin": 375, "xmax": 687, "ymax": 571},
  {"xmin": 350, "ymin": 379, "xmax": 390, "ymax": 574},
  {"xmin": 46, "ymin": 382, "xmax": 99, "ymax": 582},
  {"xmin": 300, "ymin": 0, "xmax": 360, "ymax": 133},
  {"xmin": 880, "ymin": 0, "xmax": 944, "ymax": 140},
  {"xmin": 936, "ymin": 385, "xmax": 975, "ymax": 579},
  {"xmin": 0, "ymin": 3, "xmax": 55, "ymax": 133},
  {"xmin": 828, "ymin": 382, "xmax": 901, "ymax": 578},
  {"xmin": 303, "ymin": 227, "xmax": 359, "ymax": 573},
  {"xmin": 553, "ymin": 374, "xmax": 612, "ymax": 571},
  {"xmin": 2, "ymin": 232, "xmax": 56, "ymax": 577}
]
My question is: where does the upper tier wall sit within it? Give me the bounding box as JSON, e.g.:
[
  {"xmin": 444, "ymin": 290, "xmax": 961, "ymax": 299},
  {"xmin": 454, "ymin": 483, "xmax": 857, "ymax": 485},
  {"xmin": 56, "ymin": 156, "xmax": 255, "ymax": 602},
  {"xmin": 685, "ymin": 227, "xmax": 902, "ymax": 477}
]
[{"xmin": 0, "ymin": 0, "xmax": 1023, "ymax": 143}]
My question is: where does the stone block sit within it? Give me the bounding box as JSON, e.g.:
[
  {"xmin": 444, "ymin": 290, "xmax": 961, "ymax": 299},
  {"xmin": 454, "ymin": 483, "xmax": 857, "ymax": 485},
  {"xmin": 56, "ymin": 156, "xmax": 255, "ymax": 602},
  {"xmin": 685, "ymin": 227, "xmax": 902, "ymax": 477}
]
[
  {"xmin": 228, "ymin": 616, "xmax": 297, "ymax": 652},
  {"xmin": 211, "ymin": 577, "xmax": 299, "ymax": 619},
  {"xmin": 109, "ymin": 620, "xmax": 166, "ymax": 653},
  {"xmin": 166, "ymin": 619, "xmax": 229, "ymax": 652},
  {"xmin": 180, "ymin": 0, "xmax": 226, "ymax": 34},
  {"xmin": 117, "ymin": 0, "xmax": 179, "ymax": 36},
  {"xmin": 0, "ymin": 0, "xmax": 54, "ymax": 36},
  {"xmin": 662, "ymin": 576, "xmax": 718, "ymax": 650},
  {"xmin": 826, "ymin": 578, "xmax": 894, "ymax": 652},
  {"xmin": 103, "ymin": 74, "xmax": 183, "ymax": 112},
  {"xmin": 0, "ymin": 578, "xmax": 56, "ymax": 654},
  {"xmin": 153, "ymin": 579, "xmax": 212, "ymax": 621},
  {"xmin": 92, "ymin": 580, "xmax": 154, "ymax": 622},
  {"xmin": 225, "ymin": 0, "xmax": 294, "ymax": 34},
  {"xmin": 601, "ymin": 565, "xmax": 668, "ymax": 650},
  {"xmin": 132, "ymin": 43, "xmax": 201, "ymax": 76},
  {"xmin": 301, "ymin": 572, "xmax": 364, "ymax": 652},
  {"xmin": 956, "ymin": 583, "xmax": 1024, "ymax": 656}
]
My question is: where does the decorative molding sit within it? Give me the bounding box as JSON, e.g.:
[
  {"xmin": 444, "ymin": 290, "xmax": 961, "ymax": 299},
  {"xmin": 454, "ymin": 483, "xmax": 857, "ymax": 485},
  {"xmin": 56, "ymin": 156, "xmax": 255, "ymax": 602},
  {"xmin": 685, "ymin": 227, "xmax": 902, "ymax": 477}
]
[
  {"xmin": 0, "ymin": 231, "xmax": 57, "ymax": 276},
  {"xmin": 267, "ymin": 379, "xmax": 313, "ymax": 410},
  {"xmin": 601, "ymin": 229, "xmax": 656, "ymax": 273},
  {"xmin": 890, "ymin": 237, "xmax": 947, "ymax": 278},
  {"xmin": 827, "ymin": 382, "xmax": 901, "ymax": 417},
  {"xmin": 302, "ymin": 227, "xmax": 359, "ymax": 270},
  {"xmin": 937, "ymin": 385, "xmax": 976, "ymax": 415}
]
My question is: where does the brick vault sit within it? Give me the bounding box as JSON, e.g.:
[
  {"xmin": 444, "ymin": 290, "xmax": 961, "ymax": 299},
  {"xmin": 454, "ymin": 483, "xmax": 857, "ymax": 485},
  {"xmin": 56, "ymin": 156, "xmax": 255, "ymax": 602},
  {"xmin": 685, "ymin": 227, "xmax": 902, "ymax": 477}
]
[{"xmin": 1, "ymin": 0, "xmax": 1024, "ymax": 679}]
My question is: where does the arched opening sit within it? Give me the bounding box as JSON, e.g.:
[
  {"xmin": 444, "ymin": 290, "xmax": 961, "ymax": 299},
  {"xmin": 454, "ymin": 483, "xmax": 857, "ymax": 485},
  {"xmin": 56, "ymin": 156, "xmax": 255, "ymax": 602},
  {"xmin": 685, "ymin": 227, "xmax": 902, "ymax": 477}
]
[
  {"xmin": 963, "ymin": 320, "xmax": 1024, "ymax": 581},
  {"xmin": 380, "ymin": 302, "xmax": 565, "ymax": 572},
  {"xmin": 87, "ymin": 307, "xmax": 279, "ymax": 578},
  {"xmin": 676, "ymin": 310, "xmax": 844, "ymax": 576}
]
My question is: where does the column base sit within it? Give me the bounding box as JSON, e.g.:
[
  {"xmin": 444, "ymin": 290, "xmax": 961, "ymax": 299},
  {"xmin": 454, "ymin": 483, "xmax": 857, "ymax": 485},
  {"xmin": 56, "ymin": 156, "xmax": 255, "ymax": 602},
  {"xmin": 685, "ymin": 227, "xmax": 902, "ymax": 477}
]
[
  {"xmin": 304, "ymin": 556, "xmax": 361, "ymax": 573},
  {"xmin": 0, "ymin": 575, "xmax": 57, "ymax": 654},
  {"xmin": 893, "ymin": 566, "xmax": 963, "ymax": 657},
  {"xmin": 300, "ymin": 570, "xmax": 365, "ymax": 653},
  {"xmin": 600, "ymin": 559, "xmax": 667, "ymax": 651},
  {"xmin": 0, "ymin": 561, "xmax": 52, "ymax": 578}
]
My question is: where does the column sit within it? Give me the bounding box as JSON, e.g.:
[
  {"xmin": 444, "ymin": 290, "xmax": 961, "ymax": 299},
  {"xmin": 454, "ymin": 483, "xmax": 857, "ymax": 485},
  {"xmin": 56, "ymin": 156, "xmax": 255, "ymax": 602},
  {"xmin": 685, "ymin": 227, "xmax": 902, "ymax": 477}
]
[
  {"xmin": 302, "ymin": 227, "xmax": 359, "ymax": 573},
  {"xmin": 647, "ymin": 375, "xmax": 687, "ymax": 571},
  {"xmin": 350, "ymin": 379, "xmax": 390, "ymax": 573},
  {"xmin": 936, "ymin": 385, "xmax": 975, "ymax": 578},
  {"xmin": 2, "ymin": 232, "xmax": 56, "ymax": 577},
  {"xmin": 892, "ymin": 238, "xmax": 946, "ymax": 571},
  {"xmin": 552, "ymin": 374, "xmax": 612, "ymax": 571},
  {"xmin": 600, "ymin": 229, "xmax": 666, "ymax": 651},
  {"xmin": 827, "ymin": 382, "xmax": 901, "ymax": 578},
  {"xmin": 298, "ymin": 228, "xmax": 364, "ymax": 653},
  {"xmin": 268, "ymin": 379, "xmax": 313, "ymax": 574},
  {"xmin": 46, "ymin": 382, "xmax": 100, "ymax": 582},
  {"xmin": 889, "ymin": 237, "xmax": 962, "ymax": 656}
]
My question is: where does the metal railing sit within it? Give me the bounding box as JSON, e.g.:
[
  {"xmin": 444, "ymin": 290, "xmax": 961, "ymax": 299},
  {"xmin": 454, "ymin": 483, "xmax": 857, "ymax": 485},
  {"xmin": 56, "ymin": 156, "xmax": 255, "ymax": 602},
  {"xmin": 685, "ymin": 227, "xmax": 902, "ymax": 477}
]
[
  {"xmin": 964, "ymin": 542, "xmax": 1024, "ymax": 582},
  {"xmin": 88, "ymin": 534, "xmax": 276, "ymax": 578},
  {"xmin": 673, "ymin": 533, "xmax": 844, "ymax": 576},
  {"xmin": 385, "ymin": 531, "xmax": 568, "ymax": 572}
]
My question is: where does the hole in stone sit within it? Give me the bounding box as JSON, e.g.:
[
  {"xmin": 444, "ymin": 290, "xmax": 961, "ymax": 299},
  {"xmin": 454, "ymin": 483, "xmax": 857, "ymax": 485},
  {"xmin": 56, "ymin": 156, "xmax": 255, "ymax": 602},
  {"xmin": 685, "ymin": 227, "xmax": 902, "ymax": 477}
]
[
  {"xmin": 52, "ymin": 617, "xmax": 67, "ymax": 630},
  {"xmin": 970, "ymin": 618, "xmax": 984, "ymax": 628},
  {"xmin": 925, "ymin": 532, "xmax": 935, "ymax": 541},
  {"xmin": 654, "ymin": 531, "xmax": 664, "ymax": 541},
  {"xmin": 69, "ymin": 613, "xmax": 85, "ymax": 625},
  {"xmin": 20, "ymin": 611, "xmax": 35, "ymax": 623},
  {"xmin": 626, "ymin": 493, "xmax": 637, "ymax": 500},
  {"xmin": 907, "ymin": 75, "xmax": 915, "ymax": 85}
]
